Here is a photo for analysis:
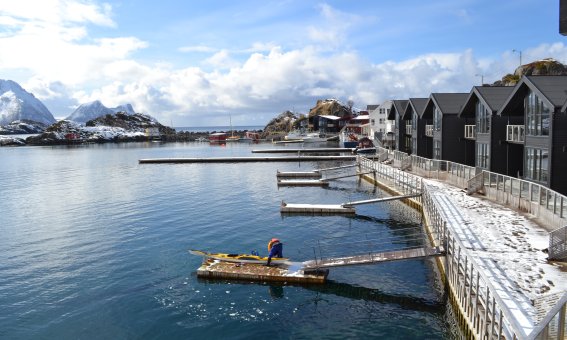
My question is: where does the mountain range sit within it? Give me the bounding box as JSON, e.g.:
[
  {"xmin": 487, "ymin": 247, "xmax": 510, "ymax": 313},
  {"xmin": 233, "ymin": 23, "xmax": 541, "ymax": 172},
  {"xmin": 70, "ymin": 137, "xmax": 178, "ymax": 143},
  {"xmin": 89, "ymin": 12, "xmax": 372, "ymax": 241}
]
[
  {"xmin": 0, "ymin": 79, "xmax": 137, "ymax": 126},
  {"xmin": 0, "ymin": 80, "xmax": 56, "ymax": 126},
  {"xmin": 66, "ymin": 101, "xmax": 136, "ymax": 123}
]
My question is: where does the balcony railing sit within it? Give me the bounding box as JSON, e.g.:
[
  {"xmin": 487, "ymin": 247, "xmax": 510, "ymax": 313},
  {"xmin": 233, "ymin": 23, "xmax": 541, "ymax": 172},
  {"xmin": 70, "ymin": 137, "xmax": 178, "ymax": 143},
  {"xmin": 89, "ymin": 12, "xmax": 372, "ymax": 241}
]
[
  {"xmin": 506, "ymin": 125, "xmax": 525, "ymax": 143},
  {"xmin": 464, "ymin": 125, "xmax": 476, "ymax": 139},
  {"xmin": 425, "ymin": 125, "xmax": 433, "ymax": 137},
  {"xmin": 405, "ymin": 124, "xmax": 412, "ymax": 135}
]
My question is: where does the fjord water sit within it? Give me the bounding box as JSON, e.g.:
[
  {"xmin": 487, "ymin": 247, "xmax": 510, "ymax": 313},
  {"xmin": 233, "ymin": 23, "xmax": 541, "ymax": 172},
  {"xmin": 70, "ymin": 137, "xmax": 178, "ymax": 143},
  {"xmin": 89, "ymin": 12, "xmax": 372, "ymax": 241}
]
[{"xmin": 0, "ymin": 142, "xmax": 454, "ymax": 339}]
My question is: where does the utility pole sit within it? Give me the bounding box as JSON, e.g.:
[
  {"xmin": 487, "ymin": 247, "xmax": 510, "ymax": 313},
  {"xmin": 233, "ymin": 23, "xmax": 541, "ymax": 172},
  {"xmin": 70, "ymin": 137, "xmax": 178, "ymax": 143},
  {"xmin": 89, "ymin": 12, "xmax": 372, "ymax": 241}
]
[
  {"xmin": 513, "ymin": 49, "xmax": 523, "ymax": 76},
  {"xmin": 475, "ymin": 73, "xmax": 484, "ymax": 85}
]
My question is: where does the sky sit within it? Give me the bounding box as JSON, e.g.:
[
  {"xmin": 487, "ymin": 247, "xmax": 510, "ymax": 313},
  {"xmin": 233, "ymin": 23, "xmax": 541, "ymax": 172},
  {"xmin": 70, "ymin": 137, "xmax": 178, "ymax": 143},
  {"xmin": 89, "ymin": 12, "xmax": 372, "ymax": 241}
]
[{"xmin": 0, "ymin": 0, "xmax": 565, "ymax": 127}]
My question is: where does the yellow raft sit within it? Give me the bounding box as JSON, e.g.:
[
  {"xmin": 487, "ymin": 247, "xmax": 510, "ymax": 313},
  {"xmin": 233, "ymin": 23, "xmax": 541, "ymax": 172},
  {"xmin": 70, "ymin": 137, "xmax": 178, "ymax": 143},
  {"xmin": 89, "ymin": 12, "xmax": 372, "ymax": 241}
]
[{"xmin": 189, "ymin": 249, "xmax": 289, "ymax": 265}]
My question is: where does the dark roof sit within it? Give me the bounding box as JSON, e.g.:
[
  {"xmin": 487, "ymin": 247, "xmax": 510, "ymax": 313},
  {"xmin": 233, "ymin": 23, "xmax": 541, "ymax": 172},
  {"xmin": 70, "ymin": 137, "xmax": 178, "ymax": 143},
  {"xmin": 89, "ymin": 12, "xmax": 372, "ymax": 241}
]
[
  {"xmin": 422, "ymin": 93, "xmax": 468, "ymax": 118},
  {"xmin": 402, "ymin": 98, "xmax": 428, "ymax": 120},
  {"xmin": 387, "ymin": 100, "xmax": 408, "ymax": 120},
  {"xmin": 459, "ymin": 86, "xmax": 515, "ymax": 117},
  {"xmin": 366, "ymin": 104, "xmax": 379, "ymax": 111},
  {"xmin": 500, "ymin": 75, "xmax": 567, "ymax": 115}
]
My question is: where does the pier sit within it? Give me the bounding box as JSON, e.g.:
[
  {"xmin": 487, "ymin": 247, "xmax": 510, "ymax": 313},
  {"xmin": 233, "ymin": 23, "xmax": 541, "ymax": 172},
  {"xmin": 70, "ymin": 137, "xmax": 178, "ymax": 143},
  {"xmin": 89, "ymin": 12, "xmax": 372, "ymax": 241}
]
[
  {"xmin": 139, "ymin": 155, "xmax": 356, "ymax": 163},
  {"xmin": 280, "ymin": 193, "xmax": 422, "ymax": 214},
  {"xmin": 252, "ymin": 147, "xmax": 354, "ymax": 154}
]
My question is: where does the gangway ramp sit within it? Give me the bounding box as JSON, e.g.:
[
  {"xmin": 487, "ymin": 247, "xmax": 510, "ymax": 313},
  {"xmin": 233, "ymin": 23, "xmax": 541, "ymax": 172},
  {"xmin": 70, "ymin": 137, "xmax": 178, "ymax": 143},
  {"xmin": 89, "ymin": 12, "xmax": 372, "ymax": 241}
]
[
  {"xmin": 280, "ymin": 193, "xmax": 422, "ymax": 214},
  {"xmin": 301, "ymin": 246, "xmax": 444, "ymax": 269}
]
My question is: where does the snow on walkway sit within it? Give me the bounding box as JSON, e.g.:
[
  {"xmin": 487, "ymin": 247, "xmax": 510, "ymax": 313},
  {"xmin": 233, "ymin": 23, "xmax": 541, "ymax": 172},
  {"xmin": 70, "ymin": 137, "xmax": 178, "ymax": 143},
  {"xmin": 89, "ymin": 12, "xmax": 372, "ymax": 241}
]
[{"xmin": 424, "ymin": 179, "xmax": 567, "ymax": 324}]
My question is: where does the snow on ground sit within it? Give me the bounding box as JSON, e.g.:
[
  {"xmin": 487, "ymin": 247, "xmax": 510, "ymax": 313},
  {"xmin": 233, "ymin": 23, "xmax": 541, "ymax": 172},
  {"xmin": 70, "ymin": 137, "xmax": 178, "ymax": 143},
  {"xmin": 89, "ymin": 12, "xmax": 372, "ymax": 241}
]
[{"xmin": 424, "ymin": 178, "xmax": 567, "ymax": 325}]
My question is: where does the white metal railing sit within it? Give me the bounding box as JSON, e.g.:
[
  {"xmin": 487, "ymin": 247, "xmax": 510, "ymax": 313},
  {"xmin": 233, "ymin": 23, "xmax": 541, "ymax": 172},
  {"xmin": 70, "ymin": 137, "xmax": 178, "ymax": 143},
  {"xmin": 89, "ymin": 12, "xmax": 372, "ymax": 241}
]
[
  {"xmin": 406, "ymin": 124, "xmax": 412, "ymax": 135},
  {"xmin": 376, "ymin": 145, "xmax": 567, "ymax": 230},
  {"xmin": 425, "ymin": 125, "xmax": 433, "ymax": 137},
  {"xmin": 464, "ymin": 125, "xmax": 476, "ymax": 139},
  {"xmin": 506, "ymin": 125, "xmax": 525, "ymax": 143},
  {"xmin": 359, "ymin": 154, "xmax": 567, "ymax": 339},
  {"xmin": 548, "ymin": 225, "xmax": 567, "ymax": 261}
]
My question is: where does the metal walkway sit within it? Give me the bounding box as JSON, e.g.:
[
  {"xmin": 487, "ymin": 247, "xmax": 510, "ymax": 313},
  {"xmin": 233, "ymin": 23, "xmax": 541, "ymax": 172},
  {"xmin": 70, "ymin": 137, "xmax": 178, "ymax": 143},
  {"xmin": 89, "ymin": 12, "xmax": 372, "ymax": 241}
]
[{"xmin": 301, "ymin": 246, "xmax": 445, "ymax": 269}]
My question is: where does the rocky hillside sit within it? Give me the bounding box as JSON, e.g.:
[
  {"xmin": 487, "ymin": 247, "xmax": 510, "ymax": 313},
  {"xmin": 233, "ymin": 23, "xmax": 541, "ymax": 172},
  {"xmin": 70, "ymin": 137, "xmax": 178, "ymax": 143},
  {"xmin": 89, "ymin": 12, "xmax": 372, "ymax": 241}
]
[
  {"xmin": 26, "ymin": 112, "xmax": 175, "ymax": 145},
  {"xmin": 308, "ymin": 98, "xmax": 354, "ymax": 118},
  {"xmin": 493, "ymin": 58, "xmax": 567, "ymax": 86},
  {"xmin": 261, "ymin": 110, "xmax": 298, "ymax": 139},
  {"xmin": 0, "ymin": 120, "xmax": 48, "ymax": 134}
]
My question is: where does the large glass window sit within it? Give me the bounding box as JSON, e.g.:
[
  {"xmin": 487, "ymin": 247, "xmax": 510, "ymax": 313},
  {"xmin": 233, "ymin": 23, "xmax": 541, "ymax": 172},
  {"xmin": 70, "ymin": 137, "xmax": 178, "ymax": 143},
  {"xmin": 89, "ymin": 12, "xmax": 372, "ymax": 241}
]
[
  {"xmin": 433, "ymin": 107, "xmax": 442, "ymax": 131},
  {"xmin": 412, "ymin": 111, "xmax": 418, "ymax": 130},
  {"xmin": 475, "ymin": 101, "xmax": 490, "ymax": 134},
  {"xmin": 433, "ymin": 140, "xmax": 441, "ymax": 159},
  {"xmin": 525, "ymin": 90, "xmax": 550, "ymax": 136},
  {"xmin": 476, "ymin": 143, "xmax": 490, "ymax": 169},
  {"xmin": 524, "ymin": 147, "xmax": 549, "ymax": 183}
]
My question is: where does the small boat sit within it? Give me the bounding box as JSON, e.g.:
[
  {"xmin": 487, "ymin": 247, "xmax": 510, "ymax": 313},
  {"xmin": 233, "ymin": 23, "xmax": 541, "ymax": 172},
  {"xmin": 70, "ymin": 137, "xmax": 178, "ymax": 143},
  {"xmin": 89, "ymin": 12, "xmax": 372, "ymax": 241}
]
[
  {"xmin": 209, "ymin": 132, "xmax": 227, "ymax": 144},
  {"xmin": 353, "ymin": 136, "xmax": 376, "ymax": 154},
  {"xmin": 189, "ymin": 249, "xmax": 290, "ymax": 265},
  {"xmin": 285, "ymin": 130, "xmax": 327, "ymax": 143}
]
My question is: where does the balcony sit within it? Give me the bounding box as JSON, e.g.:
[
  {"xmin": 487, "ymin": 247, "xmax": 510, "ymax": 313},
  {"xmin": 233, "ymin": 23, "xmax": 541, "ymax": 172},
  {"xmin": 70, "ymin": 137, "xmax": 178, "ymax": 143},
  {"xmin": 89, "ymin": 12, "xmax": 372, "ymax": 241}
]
[
  {"xmin": 405, "ymin": 124, "xmax": 412, "ymax": 135},
  {"xmin": 425, "ymin": 125, "xmax": 433, "ymax": 137},
  {"xmin": 506, "ymin": 125, "xmax": 525, "ymax": 143},
  {"xmin": 464, "ymin": 125, "xmax": 476, "ymax": 139}
]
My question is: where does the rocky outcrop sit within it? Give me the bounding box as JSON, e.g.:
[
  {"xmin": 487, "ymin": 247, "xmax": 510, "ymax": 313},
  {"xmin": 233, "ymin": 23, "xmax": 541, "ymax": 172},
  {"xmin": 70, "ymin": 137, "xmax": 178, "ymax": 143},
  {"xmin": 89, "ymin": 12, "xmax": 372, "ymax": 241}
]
[
  {"xmin": 307, "ymin": 98, "xmax": 353, "ymax": 118},
  {"xmin": 493, "ymin": 58, "xmax": 567, "ymax": 86},
  {"xmin": 25, "ymin": 112, "xmax": 175, "ymax": 145},
  {"xmin": 0, "ymin": 120, "xmax": 48, "ymax": 134},
  {"xmin": 261, "ymin": 110, "xmax": 298, "ymax": 139}
]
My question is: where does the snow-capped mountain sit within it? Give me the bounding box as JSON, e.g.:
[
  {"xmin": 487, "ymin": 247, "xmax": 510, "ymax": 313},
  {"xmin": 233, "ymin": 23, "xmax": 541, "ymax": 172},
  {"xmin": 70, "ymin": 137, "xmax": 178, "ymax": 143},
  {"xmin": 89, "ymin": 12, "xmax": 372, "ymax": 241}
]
[
  {"xmin": 0, "ymin": 79, "xmax": 56, "ymax": 126},
  {"xmin": 66, "ymin": 101, "xmax": 137, "ymax": 123}
]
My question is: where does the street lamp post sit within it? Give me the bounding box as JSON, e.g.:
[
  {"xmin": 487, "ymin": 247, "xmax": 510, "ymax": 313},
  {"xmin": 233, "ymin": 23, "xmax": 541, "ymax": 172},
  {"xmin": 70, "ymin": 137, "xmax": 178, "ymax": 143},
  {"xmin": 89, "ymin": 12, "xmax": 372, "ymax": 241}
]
[{"xmin": 513, "ymin": 49, "xmax": 523, "ymax": 76}]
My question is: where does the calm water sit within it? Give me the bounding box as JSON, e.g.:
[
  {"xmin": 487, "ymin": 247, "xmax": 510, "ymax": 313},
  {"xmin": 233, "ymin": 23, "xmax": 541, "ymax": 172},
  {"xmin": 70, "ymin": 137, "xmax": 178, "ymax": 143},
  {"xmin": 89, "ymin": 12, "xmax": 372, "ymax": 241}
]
[{"xmin": 0, "ymin": 142, "xmax": 456, "ymax": 339}]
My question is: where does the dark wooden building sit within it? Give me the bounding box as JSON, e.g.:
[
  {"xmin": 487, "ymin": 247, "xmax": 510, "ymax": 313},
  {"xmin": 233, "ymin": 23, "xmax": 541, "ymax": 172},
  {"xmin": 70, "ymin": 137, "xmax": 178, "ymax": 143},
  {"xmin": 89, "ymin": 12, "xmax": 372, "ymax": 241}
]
[
  {"xmin": 499, "ymin": 75, "xmax": 567, "ymax": 195},
  {"xmin": 403, "ymin": 98, "xmax": 429, "ymax": 158},
  {"xmin": 421, "ymin": 93, "xmax": 472, "ymax": 164},
  {"xmin": 459, "ymin": 86, "xmax": 517, "ymax": 175}
]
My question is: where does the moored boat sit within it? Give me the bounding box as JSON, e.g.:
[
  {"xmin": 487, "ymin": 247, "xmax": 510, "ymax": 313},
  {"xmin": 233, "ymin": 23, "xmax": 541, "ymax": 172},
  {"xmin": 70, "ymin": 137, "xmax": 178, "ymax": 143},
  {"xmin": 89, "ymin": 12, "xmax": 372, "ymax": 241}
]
[{"xmin": 209, "ymin": 132, "xmax": 227, "ymax": 144}]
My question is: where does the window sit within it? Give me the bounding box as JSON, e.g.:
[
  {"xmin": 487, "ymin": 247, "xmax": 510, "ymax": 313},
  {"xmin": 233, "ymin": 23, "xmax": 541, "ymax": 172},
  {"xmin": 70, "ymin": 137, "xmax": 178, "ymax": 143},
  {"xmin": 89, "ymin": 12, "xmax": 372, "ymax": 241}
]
[
  {"xmin": 433, "ymin": 140, "xmax": 441, "ymax": 159},
  {"xmin": 476, "ymin": 143, "xmax": 490, "ymax": 169},
  {"xmin": 524, "ymin": 147, "xmax": 549, "ymax": 183},
  {"xmin": 475, "ymin": 101, "xmax": 490, "ymax": 133},
  {"xmin": 412, "ymin": 136, "xmax": 417, "ymax": 154},
  {"xmin": 433, "ymin": 107, "xmax": 442, "ymax": 131},
  {"xmin": 525, "ymin": 90, "xmax": 550, "ymax": 136},
  {"xmin": 412, "ymin": 112, "xmax": 418, "ymax": 130}
]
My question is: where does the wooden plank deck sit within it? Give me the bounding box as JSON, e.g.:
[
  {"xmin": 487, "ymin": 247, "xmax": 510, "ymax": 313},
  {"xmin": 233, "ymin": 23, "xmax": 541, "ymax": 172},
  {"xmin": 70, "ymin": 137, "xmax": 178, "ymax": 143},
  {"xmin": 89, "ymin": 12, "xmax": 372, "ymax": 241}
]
[{"xmin": 301, "ymin": 246, "xmax": 444, "ymax": 269}]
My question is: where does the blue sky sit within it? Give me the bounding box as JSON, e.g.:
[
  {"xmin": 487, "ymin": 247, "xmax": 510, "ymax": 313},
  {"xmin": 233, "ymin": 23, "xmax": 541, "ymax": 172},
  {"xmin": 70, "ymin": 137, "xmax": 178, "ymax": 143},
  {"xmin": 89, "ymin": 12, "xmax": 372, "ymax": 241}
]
[{"xmin": 0, "ymin": 0, "xmax": 564, "ymax": 126}]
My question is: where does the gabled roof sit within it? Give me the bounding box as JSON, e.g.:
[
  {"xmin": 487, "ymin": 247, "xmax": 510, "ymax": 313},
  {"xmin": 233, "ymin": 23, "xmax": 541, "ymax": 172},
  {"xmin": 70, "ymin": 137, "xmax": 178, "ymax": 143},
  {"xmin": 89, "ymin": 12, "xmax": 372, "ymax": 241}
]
[
  {"xmin": 459, "ymin": 86, "xmax": 515, "ymax": 117},
  {"xmin": 499, "ymin": 75, "xmax": 567, "ymax": 116},
  {"xmin": 421, "ymin": 93, "xmax": 468, "ymax": 118},
  {"xmin": 389, "ymin": 100, "xmax": 409, "ymax": 120},
  {"xmin": 402, "ymin": 98, "xmax": 428, "ymax": 120},
  {"xmin": 366, "ymin": 104, "xmax": 379, "ymax": 111}
]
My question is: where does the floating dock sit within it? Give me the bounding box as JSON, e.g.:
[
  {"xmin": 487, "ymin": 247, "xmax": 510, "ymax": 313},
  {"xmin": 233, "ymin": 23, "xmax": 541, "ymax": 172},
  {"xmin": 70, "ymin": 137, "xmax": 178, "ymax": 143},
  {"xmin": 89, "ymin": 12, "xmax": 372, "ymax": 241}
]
[
  {"xmin": 280, "ymin": 193, "xmax": 422, "ymax": 214},
  {"xmin": 252, "ymin": 148, "xmax": 354, "ymax": 154},
  {"xmin": 276, "ymin": 170, "xmax": 322, "ymax": 178},
  {"xmin": 277, "ymin": 179, "xmax": 329, "ymax": 187},
  {"xmin": 196, "ymin": 258, "xmax": 328, "ymax": 283},
  {"xmin": 139, "ymin": 155, "xmax": 356, "ymax": 164},
  {"xmin": 280, "ymin": 201, "xmax": 356, "ymax": 214}
]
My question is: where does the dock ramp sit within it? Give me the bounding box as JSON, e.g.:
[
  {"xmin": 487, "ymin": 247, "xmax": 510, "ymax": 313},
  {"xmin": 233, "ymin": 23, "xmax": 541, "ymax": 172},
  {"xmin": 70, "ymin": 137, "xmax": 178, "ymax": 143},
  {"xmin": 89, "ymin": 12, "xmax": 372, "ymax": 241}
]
[{"xmin": 302, "ymin": 246, "xmax": 444, "ymax": 269}]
